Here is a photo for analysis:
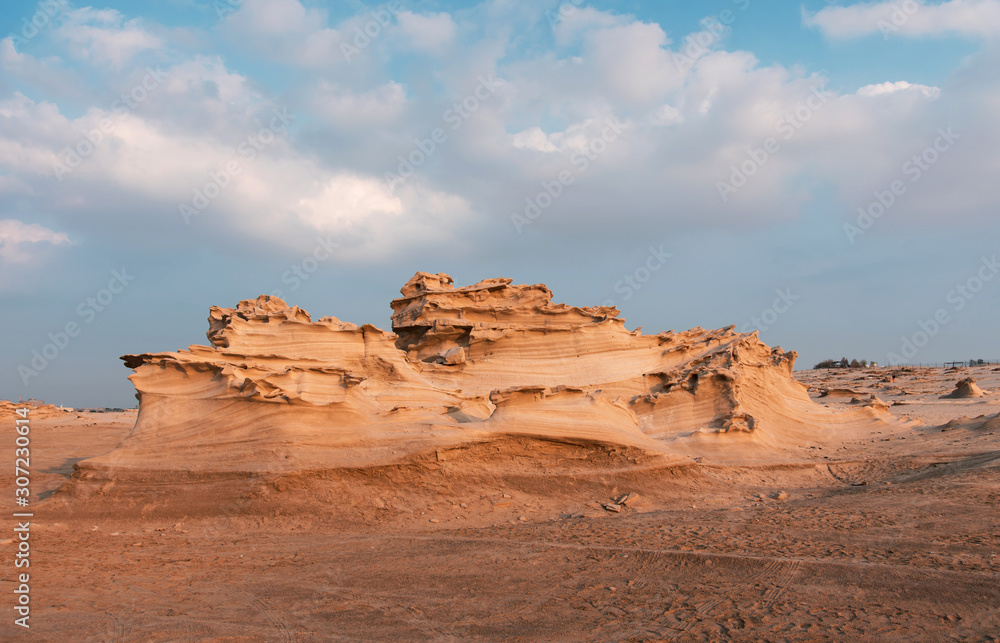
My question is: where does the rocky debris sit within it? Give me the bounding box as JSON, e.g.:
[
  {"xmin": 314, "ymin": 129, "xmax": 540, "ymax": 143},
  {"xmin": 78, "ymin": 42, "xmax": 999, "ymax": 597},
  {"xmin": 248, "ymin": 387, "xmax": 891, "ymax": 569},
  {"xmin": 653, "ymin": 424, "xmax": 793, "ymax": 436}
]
[
  {"xmin": 615, "ymin": 493, "xmax": 638, "ymax": 506},
  {"xmin": 820, "ymin": 388, "xmax": 860, "ymax": 398},
  {"xmin": 603, "ymin": 503, "xmax": 623, "ymax": 513}
]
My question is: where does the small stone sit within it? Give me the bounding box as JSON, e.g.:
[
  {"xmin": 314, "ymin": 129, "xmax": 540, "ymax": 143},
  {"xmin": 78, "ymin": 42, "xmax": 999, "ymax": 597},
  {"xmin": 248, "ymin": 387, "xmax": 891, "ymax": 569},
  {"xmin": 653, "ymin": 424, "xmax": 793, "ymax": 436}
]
[
  {"xmin": 603, "ymin": 503, "xmax": 622, "ymax": 513},
  {"xmin": 429, "ymin": 519, "xmax": 440, "ymax": 524},
  {"xmin": 459, "ymin": 503, "xmax": 467, "ymax": 508},
  {"xmin": 518, "ymin": 516, "xmax": 527, "ymax": 522},
  {"xmin": 775, "ymin": 491, "xmax": 789, "ymax": 500}
]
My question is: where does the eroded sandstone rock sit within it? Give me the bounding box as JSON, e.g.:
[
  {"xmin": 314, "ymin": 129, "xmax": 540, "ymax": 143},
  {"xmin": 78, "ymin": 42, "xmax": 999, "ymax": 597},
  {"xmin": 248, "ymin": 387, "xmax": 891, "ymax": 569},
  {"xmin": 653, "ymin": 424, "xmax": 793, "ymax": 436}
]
[{"xmin": 99, "ymin": 273, "xmax": 906, "ymax": 472}]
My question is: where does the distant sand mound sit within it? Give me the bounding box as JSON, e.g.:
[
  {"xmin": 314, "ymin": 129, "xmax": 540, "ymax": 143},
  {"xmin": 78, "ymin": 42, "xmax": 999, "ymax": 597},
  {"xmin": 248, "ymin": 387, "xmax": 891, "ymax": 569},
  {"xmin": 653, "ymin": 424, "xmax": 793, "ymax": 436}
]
[
  {"xmin": 0, "ymin": 400, "xmax": 72, "ymax": 420},
  {"xmin": 77, "ymin": 272, "xmax": 909, "ymax": 477},
  {"xmin": 941, "ymin": 413, "xmax": 1000, "ymax": 432},
  {"xmin": 850, "ymin": 395, "xmax": 890, "ymax": 411},
  {"xmin": 942, "ymin": 378, "xmax": 987, "ymax": 399}
]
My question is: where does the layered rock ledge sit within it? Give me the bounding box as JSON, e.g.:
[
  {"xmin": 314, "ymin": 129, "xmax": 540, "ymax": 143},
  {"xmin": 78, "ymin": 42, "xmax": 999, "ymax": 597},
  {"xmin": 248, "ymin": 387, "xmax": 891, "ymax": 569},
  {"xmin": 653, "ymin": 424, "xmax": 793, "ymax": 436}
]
[{"xmin": 92, "ymin": 272, "xmax": 907, "ymax": 473}]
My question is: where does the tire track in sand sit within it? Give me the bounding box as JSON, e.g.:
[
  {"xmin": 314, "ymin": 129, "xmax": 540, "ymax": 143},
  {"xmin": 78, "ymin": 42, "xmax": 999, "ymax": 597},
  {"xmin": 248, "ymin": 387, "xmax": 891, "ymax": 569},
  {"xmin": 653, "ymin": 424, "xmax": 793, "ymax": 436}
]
[
  {"xmin": 103, "ymin": 612, "xmax": 125, "ymax": 643},
  {"xmin": 249, "ymin": 596, "xmax": 295, "ymax": 642}
]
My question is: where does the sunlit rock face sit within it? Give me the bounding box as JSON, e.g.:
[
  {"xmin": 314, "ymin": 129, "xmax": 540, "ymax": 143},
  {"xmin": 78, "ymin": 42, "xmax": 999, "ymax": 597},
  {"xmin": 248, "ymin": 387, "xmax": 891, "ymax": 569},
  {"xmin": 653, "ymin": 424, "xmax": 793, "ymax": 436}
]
[{"xmin": 101, "ymin": 272, "xmax": 903, "ymax": 473}]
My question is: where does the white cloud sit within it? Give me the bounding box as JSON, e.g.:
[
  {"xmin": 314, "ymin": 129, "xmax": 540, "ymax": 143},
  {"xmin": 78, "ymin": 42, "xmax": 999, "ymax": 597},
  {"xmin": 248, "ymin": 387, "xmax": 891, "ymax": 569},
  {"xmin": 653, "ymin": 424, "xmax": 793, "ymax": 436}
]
[
  {"xmin": 583, "ymin": 21, "xmax": 683, "ymax": 107},
  {"xmin": 0, "ymin": 93, "xmax": 71, "ymax": 175},
  {"xmin": 396, "ymin": 11, "xmax": 457, "ymax": 54},
  {"xmin": 296, "ymin": 174, "xmax": 403, "ymax": 228},
  {"xmin": 804, "ymin": 0, "xmax": 1000, "ymax": 39},
  {"xmin": 857, "ymin": 81, "xmax": 941, "ymax": 99},
  {"xmin": 0, "ymin": 1, "xmax": 996, "ymax": 273},
  {"xmin": 504, "ymin": 13, "xmax": 686, "ymax": 120},
  {"xmin": 0, "ymin": 219, "xmax": 70, "ymax": 263},
  {"xmin": 312, "ymin": 82, "xmax": 407, "ymax": 127},
  {"xmin": 223, "ymin": 0, "xmax": 319, "ymax": 35},
  {"xmin": 552, "ymin": 7, "xmax": 630, "ymax": 46},
  {"xmin": 0, "ymin": 76, "xmax": 470, "ymax": 261},
  {"xmin": 56, "ymin": 7, "xmax": 162, "ymax": 69},
  {"xmin": 160, "ymin": 56, "xmax": 251, "ymax": 104},
  {"xmin": 219, "ymin": 0, "xmax": 345, "ymax": 67},
  {"xmin": 510, "ymin": 127, "xmax": 558, "ymax": 152},
  {"xmin": 0, "ymin": 38, "xmax": 90, "ymax": 102},
  {"xmin": 649, "ymin": 104, "xmax": 684, "ymax": 127},
  {"xmin": 291, "ymin": 175, "xmax": 473, "ymax": 258}
]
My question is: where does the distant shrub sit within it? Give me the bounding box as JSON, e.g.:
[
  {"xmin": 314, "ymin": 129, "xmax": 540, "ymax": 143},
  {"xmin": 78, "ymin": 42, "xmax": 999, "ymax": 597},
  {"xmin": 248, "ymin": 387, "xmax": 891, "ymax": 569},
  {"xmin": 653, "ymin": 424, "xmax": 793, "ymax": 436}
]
[{"xmin": 814, "ymin": 358, "xmax": 874, "ymax": 369}]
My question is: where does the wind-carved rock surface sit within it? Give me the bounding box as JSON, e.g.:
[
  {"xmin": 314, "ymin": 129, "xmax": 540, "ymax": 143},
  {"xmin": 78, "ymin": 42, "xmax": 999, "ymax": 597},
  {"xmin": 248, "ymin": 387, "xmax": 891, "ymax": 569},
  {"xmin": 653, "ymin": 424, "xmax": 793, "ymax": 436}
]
[
  {"xmin": 95, "ymin": 272, "xmax": 908, "ymax": 473},
  {"xmin": 942, "ymin": 377, "xmax": 988, "ymax": 399}
]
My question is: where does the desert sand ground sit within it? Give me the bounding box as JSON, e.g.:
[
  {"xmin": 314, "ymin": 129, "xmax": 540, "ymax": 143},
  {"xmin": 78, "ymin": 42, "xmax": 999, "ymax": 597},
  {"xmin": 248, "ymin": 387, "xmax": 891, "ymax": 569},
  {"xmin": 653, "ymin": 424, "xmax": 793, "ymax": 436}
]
[{"xmin": 1, "ymin": 366, "xmax": 999, "ymax": 641}]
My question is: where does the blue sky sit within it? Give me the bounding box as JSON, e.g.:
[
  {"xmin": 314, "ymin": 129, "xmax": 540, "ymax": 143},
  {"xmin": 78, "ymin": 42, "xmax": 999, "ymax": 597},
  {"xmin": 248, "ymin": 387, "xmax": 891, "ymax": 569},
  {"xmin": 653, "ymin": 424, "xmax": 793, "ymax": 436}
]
[{"xmin": 1, "ymin": 0, "xmax": 998, "ymax": 407}]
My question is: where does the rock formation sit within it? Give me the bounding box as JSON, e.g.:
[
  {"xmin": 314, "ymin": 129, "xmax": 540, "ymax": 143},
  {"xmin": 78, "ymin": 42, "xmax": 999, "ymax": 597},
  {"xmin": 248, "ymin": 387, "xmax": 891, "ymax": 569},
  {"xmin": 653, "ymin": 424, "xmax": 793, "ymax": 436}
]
[
  {"xmin": 0, "ymin": 400, "xmax": 71, "ymax": 420},
  {"xmin": 942, "ymin": 377, "xmax": 987, "ymax": 399},
  {"xmin": 91, "ymin": 273, "xmax": 907, "ymax": 473}
]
